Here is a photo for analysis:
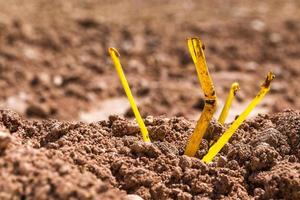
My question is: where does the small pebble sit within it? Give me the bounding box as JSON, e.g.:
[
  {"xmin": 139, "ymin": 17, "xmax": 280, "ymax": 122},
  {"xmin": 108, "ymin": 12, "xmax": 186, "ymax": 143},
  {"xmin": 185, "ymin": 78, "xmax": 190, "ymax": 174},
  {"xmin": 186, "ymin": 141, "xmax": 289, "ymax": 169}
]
[
  {"xmin": 251, "ymin": 20, "xmax": 265, "ymax": 32},
  {"xmin": 125, "ymin": 194, "xmax": 144, "ymax": 200}
]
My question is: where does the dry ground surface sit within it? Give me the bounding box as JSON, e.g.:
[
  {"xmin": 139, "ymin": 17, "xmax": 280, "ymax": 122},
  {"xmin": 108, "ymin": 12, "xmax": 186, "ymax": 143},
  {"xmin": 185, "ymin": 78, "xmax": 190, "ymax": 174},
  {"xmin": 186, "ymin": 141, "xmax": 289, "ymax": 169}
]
[
  {"xmin": 0, "ymin": 0, "xmax": 299, "ymax": 199},
  {"xmin": 0, "ymin": 0, "xmax": 299, "ymax": 121},
  {"xmin": 0, "ymin": 109, "xmax": 299, "ymax": 199}
]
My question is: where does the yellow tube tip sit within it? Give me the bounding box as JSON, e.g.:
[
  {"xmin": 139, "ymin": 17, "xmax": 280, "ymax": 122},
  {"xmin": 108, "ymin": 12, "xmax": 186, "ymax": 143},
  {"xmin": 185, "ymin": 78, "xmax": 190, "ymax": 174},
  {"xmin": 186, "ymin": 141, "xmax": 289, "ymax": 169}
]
[
  {"xmin": 187, "ymin": 38, "xmax": 205, "ymax": 50},
  {"xmin": 231, "ymin": 82, "xmax": 240, "ymax": 96},
  {"xmin": 262, "ymin": 72, "xmax": 275, "ymax": 88},
  {"xmin": 108, "ymin": 47, "xmax": 120, "ymax": 57}
]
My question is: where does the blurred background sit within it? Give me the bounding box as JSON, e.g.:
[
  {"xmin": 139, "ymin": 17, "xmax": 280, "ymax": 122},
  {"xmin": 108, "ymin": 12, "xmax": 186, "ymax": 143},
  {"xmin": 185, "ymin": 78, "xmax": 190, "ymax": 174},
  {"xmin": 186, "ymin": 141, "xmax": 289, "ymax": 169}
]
[{"xmin": 0, "ymin": 0, "xmax": 299, "ymax": 122}]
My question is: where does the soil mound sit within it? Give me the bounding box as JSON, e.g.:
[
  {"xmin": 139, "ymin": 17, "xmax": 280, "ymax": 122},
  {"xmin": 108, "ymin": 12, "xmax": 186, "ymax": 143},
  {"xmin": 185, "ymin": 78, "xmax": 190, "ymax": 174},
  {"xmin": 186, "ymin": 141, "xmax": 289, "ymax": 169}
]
[{"xmin": 0, "ymin": 109, "xmax": 299, "ymax": 199}]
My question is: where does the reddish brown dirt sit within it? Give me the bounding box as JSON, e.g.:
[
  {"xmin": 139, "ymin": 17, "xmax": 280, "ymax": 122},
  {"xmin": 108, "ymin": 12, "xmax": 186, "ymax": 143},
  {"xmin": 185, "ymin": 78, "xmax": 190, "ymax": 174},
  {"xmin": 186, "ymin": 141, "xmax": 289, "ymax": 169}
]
[
  {"xmin": 0, "ymin": 109, "xmax": 299, "ymax": 199},
  {"xmin": 0, "ymin": 0, "xmax": 299, "ymax": 121},
  {"xmin": 0, "ymin": 1, "xmax": 299, "ymax": 199},
  {"xmin": 0, "ymin": 114, "xmax": 126, "ymax": 200}
]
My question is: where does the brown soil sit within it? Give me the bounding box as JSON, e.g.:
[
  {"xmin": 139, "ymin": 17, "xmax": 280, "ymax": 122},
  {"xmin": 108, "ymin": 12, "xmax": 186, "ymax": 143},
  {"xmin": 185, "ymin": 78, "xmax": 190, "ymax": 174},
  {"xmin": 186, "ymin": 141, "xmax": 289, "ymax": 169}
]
[
  {"xmin": 0, "ymin": 1, "xmax": 299, "ymax": 199},
  {"xmin": 0, "ymin": 109, "xmax": 299, "ymax": 199},
  {"xmin": 0, "ymin": 0, "xmax": 299, "ymax": 121}
]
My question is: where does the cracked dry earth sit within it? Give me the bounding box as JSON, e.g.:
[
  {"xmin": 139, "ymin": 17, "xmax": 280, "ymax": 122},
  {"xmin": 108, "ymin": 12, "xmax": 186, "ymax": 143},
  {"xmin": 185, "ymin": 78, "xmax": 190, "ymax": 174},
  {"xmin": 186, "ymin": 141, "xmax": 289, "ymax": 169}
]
[{"xmin": 0, "ymin": 109, "xmax": 299, "ymax": 200}]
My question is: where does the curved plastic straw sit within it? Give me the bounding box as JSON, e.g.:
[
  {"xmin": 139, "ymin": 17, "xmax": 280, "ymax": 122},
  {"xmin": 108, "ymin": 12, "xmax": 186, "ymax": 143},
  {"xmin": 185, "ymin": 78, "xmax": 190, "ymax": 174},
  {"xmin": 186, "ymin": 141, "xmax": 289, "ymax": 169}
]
[
  {"xmin": 184, "ymin": 38, "xmax": 217, "ymax": 157},
  {"xmin": 218, "ymin": 82, "xmax": 240, "ymax": 124},
  {"xmin": 202, "ymin": 72, "xmax": 275, "ymax": 163},
  {"xmin": 108, "ymin": 48, "xmax": 151, "ymax": 142}
]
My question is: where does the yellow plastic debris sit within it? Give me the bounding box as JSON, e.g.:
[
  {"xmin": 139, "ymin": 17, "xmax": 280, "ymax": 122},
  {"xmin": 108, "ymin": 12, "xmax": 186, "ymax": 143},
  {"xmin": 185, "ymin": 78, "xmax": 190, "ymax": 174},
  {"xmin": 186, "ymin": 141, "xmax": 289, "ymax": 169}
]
[
  {"xmin": 218, "ymin": 82, "xmax": 240, "ymax": 125},
  {"xmin": 202, "ymin": 72, "xmax": 275, "ymax": 163},
  {"xmin": 184, "ymin": 38, "xmax": 217, "ymax": 157},
  {"xmin": 108, "ymin": 47, "xmax": 151, "ymax": 142}
]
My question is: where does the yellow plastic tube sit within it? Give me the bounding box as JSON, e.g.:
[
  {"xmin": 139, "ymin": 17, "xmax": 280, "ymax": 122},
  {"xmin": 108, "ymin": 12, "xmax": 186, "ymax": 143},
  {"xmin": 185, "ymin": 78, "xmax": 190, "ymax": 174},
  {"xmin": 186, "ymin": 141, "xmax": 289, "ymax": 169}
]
[
  {"xmin": 108, "ymin": 47, "xmax": 151, "ymax": 142},
  {"xmin": 184, "ymin": 38, "xmax": 217, "ymax": 157},
  {"xmin": 202, "ymin": 72, "xmax": 275, "ymax": 163},
  {"xmin": 218, "ymin": 82, "xmax": 240, "ymax": 125}
]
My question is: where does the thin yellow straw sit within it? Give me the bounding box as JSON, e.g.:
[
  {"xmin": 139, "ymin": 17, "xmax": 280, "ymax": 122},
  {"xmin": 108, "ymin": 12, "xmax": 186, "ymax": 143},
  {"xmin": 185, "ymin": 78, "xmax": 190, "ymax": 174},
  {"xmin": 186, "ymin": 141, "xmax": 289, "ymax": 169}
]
[
  {"xmin": 184, "ymin": 38, "xmax": 217, "ymax": 157},
  {"xmin": 218, "ymin": 82, "xmax": 240, "ymax": 125},
  {"xmin": 202, "ymin": 72, "xmax": 275, "ymax": 163},
  {"xmin": 108, "ymin": 47, "xmax": 151, "ymax": 142}
]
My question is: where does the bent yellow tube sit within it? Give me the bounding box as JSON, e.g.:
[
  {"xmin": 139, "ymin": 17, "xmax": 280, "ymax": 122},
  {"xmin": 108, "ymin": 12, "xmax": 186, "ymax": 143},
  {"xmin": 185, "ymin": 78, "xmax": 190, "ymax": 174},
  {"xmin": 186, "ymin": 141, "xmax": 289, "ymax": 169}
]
[
  {"xmin": 218, "ymin": 82, "xmax": 240, "ymax": 125},
  {"xmin": 184, "ymin": 38, "xmax": 217, "ymax": 157},
  {"xmin": 108, "ymin": 47, "xmax": 151, "ymax": 142},
  {"xmin": 202, "ymin": 72, "xmax": 275, "ymax": 163}
]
